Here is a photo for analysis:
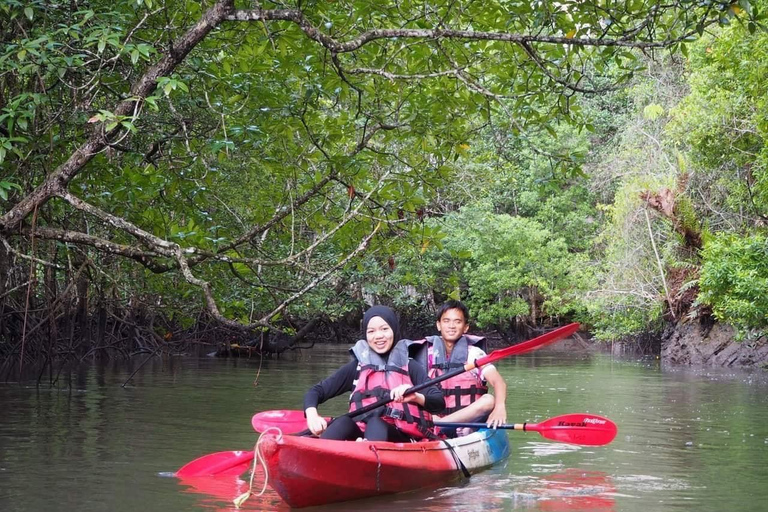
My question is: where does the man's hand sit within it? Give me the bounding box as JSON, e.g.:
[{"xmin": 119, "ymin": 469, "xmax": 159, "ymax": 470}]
[{"xmin": 486, "ymin": 404, "xmax": 507, "ymax": 429}]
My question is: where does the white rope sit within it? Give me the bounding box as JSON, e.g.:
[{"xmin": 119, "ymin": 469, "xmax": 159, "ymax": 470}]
[{"xmin": 233, "ymin": 427, "xmax": 283, "ymax": 509}]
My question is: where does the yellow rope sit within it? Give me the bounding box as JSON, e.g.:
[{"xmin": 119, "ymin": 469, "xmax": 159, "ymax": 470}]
[{"xmin": 233, "ymin": 427, "xmax": 283, "ymax": 509}]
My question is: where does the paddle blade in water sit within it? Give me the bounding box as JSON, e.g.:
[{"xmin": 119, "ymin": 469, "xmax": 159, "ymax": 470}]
[
  {"xmin": 176, "ymin": 450, "xmax": 253, "ymax": 477},
  {"xmin": 530, "ymin": 413, "xmax": 617, "ymax": 446}
]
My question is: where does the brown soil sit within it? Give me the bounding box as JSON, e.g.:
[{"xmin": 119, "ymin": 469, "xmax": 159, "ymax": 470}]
[{"xmin": 661, "ymin": 321, "xmax": 768, "ymax": 368}]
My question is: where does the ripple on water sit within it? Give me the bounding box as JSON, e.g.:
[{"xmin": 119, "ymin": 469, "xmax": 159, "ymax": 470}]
[{"xmin": 518, "ymin": 441, "xmax": 583, "ymax": 457}]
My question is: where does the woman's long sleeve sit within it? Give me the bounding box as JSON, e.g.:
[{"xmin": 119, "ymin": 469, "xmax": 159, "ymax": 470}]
[
  {"xmin": 303, "ymin": 359, "xmax": 358, "ymax": 411},
  {"xmin": 408, "ymin": 360, "xmax": 445, "ymax": 413}
]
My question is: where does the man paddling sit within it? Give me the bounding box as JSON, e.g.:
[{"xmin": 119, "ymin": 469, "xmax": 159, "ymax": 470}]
[{"xmin": 410, "ymin": 300, "xmax": 507, "ymax": 435}]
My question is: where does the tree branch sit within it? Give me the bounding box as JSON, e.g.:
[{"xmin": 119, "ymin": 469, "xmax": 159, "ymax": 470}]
[
  {"xmin": 228, "ymin": 8, "xmax": 716, "ymax": 52},
  {"xmin": 0, "ymin": 0, "xmax": 236, "ymax": 233}
]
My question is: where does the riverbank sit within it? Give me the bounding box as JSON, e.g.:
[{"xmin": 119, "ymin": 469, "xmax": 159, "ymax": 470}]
[{"xmin": 660, "ymin": 320, "xmax": 768, "ymax": 368}]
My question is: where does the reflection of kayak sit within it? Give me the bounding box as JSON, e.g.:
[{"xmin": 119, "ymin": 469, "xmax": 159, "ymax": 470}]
[
  {"xmin": 177, "ymin": 473, "xmax": 289, "ymax": 511},
  {"xmin": 535, "ymin": 469, "xmax": 616, "ymax": 512},
  {"xmin": 259, "ymin": 429, "xmax": 510, "ymax": 508}
]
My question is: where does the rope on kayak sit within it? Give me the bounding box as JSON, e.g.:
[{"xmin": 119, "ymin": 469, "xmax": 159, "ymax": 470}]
[
  {"xmin": 441, "ymin": 439, "xmax": 471, "ymax": 480},
  {"xmin": 370, "ymin": 445, "xmax": 382, "ymax": 492},
  {"xmin": 233, "ymin": 427, "xmax": 283, "ymax": 509}
]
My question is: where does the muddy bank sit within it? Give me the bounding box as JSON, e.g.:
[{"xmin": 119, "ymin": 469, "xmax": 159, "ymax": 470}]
[{"xmin": 660, "ymin": 321, "xmax": 768, "ymax": 368}]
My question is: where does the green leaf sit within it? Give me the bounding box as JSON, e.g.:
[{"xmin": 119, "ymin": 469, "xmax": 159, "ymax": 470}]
[
  {"xmin": 643, "ymin": 103, "xmax": 664, "ymax": 120},
  {"xmin": 24, "ymin": 6, "xmax": 33, "ymax": 20},
  {"xmin": 144, "ymin": 95, "xmax": 159, "ymax": 111}
]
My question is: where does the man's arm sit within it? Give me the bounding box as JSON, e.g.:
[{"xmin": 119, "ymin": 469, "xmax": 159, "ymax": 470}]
[{"xmin": 483, "ymin": 366, "xmax": 507, "ymax": 427}]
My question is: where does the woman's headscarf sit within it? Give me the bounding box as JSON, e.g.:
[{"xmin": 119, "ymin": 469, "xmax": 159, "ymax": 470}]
[{"xmin": 362, "ymin": 305, "xmax": 401, "ymax": 342}]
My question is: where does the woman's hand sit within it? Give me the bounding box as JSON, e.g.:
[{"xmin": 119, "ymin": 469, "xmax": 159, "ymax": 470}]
[
  {"xmin": 305, "ymin": 407, "xmax": 327, "ymax": 436},
  {"xmin": 390, "ymin": 384, "xmax": 424, "ymax": 406}
]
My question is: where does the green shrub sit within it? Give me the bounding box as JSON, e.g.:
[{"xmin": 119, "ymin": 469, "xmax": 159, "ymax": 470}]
[{"xmin": 698, "ymin": 233, "xmax": 768, "ymax": 332}]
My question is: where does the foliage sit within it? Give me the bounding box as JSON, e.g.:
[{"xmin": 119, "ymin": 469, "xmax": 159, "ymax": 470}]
[
  {"xmin": 664, "ymin": 5, "xmax": 768, "ymax": 335},
  {"xmin": 1, "ymin": 0, "xmax": 765, "ymax": 361},
  {"xmin": 388, "ymin": 203, "xmax": 587, "ymax": 334},
  {"xmin": 575, "ymin": 57, "xmax": 686, "ymax": 340},
  {"xmin": 667, "ymin": 15, "xmax": 768, "ymax": 230},
  {"xmin": 583, "ymin": 4, "xmax": 768, "ymax": 339},
  {"xmin": 698, "ymin": 233, "xmax": 768, "ymax": 333}
]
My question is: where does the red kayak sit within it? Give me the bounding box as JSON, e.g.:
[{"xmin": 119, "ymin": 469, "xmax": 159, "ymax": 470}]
[{"xmin": 258, "ymin": 428, "xmax": 510, "ymax": 508}]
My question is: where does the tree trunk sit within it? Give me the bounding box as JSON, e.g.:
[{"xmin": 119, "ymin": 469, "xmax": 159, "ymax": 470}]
[
  {"xmin": 45, "ymin": 244, "xmax": 59, "ymax": 361},
  {"xmin": 0, "ymin": 239, "xmax": 7, "ymax": 299},
  {"xmin": 76, "ymin": 266, "xmax": 89, "ymax": 347},
  {"xmin": 0, "ymin": 241, "xmax": 7, "ymax": 340}
]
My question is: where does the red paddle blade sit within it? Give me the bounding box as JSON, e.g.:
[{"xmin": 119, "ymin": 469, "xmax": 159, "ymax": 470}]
[
  {"xmin": 476, "ymin": 323, "xmax": 580, "ymax": 368},
  {"xmin": 251, "ymin": 410, "xmax": 332, "ymax": 434},
  {"xmin": 529, "ymin": 413, "xmax": 617, "ymax": 446},
  {"xmin": 251, "ymin": 410, "xmax": 307, "ymax": 434},
  {"xmin": 176, "ymin": 450, "xmax": 253, "ymax": 477}
]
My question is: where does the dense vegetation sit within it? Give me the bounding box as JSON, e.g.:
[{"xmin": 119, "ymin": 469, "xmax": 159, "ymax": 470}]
[{"xmin": 1, "ymin": 0, "xmax": 767, "ymax": 373}]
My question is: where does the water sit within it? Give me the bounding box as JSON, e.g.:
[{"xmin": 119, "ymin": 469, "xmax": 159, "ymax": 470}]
[{"xmin": 1, "ymin": 348, "xmax": 767, "ymax": 512}]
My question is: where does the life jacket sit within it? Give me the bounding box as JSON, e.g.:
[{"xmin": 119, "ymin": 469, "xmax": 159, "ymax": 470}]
[
  {"xmin": 411, "ymin": 335, "xmax": 488, "ymax": 415},
  {"xmin": 349, "ymin": 339, "xmax": 435, "ymax": 439}
]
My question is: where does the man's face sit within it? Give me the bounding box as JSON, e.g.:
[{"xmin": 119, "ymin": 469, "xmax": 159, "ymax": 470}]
[{"xmin": 436, "ymin": 308, "xmax": 469, "ymax": 344}]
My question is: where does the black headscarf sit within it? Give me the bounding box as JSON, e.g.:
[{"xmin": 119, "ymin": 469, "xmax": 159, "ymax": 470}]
[{"xmin": 362, "ymin": 305, "xmax": 401, "ymax": 343}]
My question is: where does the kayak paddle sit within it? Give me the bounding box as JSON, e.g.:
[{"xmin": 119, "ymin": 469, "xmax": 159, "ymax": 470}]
[
  {"xmin": 178, "ymin": 411, "xmax": 617, "ymax": 477},
  {"xmin": 177, "ymin": 322, "xmax": 580, "ymax": 477},
  {"xmin": 435, "ymin": 413, "xmax": 618, "ymax": 446},
  {"xmin": 176, "ymin": 449, "xmax": 255, "ymax": 478},
  {"xmin": 251, "ymin": 409, "xmax": 327, "ymax": 434},
  {"xmin": 253, "ymin": 322, "xmax": 581, "ymax": 434}
]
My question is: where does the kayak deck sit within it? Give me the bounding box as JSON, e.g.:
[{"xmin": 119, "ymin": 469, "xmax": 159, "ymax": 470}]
[{"xmin": 259, "ymin": 429, "xmax": 510, "ymax": 508}]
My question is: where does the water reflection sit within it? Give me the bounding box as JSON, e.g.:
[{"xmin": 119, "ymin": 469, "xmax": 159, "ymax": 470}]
[
  {"xmin": 533, "ymin": 469, "xmax": 615, "ymax": 511},
  {"xmin": 3, "ymin": 352, "xmax": 768, "ymax": 512},
  {"xmin": 177, "ymin": 465, "xmax": 616, "ymax": 512},
  {"xmin": 177, "ymin": 471, "xmax": 290, "ymax": 511}
]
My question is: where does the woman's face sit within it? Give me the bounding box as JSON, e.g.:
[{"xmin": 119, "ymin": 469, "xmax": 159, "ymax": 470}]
[{"xmin": 366, "ymin": 316, "xmax": 395, "ymax": 354}]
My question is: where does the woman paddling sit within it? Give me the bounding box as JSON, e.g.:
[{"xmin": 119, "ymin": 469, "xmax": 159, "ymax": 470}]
[{"xmin": 304, "ymin": 305, "xmax": 445, "ymax": 442}]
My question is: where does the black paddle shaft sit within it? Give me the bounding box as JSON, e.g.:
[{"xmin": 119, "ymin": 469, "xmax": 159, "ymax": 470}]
[
  {"xmin": 295, "ymin": 360, "xmax": 479, "ymax": 436},
  {"xmin": 346, "ymin": 362, "xmax": 475, "ymax": 420}
]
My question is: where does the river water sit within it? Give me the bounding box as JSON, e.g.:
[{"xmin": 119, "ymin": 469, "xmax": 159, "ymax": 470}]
[{"xmin": 2, "ymin": 346, "xmax": 767, "ymax": 512}]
